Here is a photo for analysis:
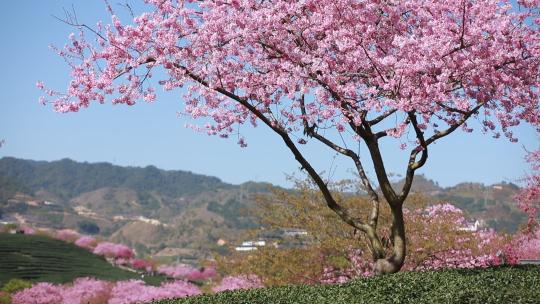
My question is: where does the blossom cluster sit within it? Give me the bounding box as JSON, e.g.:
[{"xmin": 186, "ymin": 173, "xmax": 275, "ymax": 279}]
[
  {"xmin": 515, "ymin": 148, "xmax": 540, "ymax": 231},
  {"xmin": 211, "ymin": 275, "xmax": 263, "ymax": 293},
  {"xmin": 39, "ymin": 0, "xmax": 540, "ymax": 149},
  {"xmin": 93, "ymin": 242, "xmax": 135, "ymax": 260},
  {"xmin": 404, "ymin": 203, "xmax": 509, "ymax": 271},
  {"xmin": 11, "ymin": 278, "xmax": 200, "ymax": 304}
]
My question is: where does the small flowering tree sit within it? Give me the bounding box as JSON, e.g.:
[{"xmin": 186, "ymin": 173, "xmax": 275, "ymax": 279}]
[
  {"xmin": 54, "ymin": 229, "xmax": 80, "ymax": 242},
  {"xmin": 221, "ymin": 182, "xmax": 509, "ymax": 285},
  {"xmin": 12, "ymin": 283, "xmax": 64, "ymax": 304},
  {"xmin": 62, "ymin": 278, "xmax": 112, "ymax": 304},
  {"xmin": 42, "ymin": 0, "xmax": 540, "ymax": 273},
  {"xmin": 157, "ymin": 264, "xmax": 217, "ymax": 281},
  {"xmin": 515, "ymin": 148, "xmax": 540, "ymax": 232},
  {"xmin": 93, "ymin": 242, "xmax": 135, "ymax": 260},
  {"xmin": 212, "ymin": 275, "xmax": 263, "ymax": 293},
  {"xmin": 109, "ymin": 280, "xmax": 201, "ymax": 304},
  {"xmin": 74, "ymin": 235, "xmax": 98, "ymax": 250},
  {"xmin": 11, "ymin": 278, "xmax": 201, "ymax": 304},
  {"xmin": 403, "ymin": 204, "xmax": 508, "ymax": 271}
]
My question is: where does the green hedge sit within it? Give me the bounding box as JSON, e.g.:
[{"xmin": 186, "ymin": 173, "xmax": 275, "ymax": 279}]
[{"xmin": 156, "ymin": 266, "xmax": 540, "ymax": 304}]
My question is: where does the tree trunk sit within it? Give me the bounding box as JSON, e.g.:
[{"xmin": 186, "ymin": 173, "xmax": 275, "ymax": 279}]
[{"xmin": 373, "ymin": 205, "xmax": 406, "ymax": 275}]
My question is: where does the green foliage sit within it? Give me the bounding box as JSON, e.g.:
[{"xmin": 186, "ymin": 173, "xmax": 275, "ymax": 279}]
[
  {"xmin": 207, "ymin": 199, "xmax": 256, "ymax": 229},
  {"xmin": 155, "ymin": 266, "xmax": 540, "ymax": 304},
  {"xmin": 78, "ymin": 220, "xmax": 100, "ymax": 235},
  {"xmin": 0, "ymin": 291, "xmax": 10, "ymax": 304},
  {"xmin": 0, "ymin": 175, "xmax": 29, "ymax": 204},
  {"xmin": 1, "ymin": 279, "xmax": 32, "ymax": 293},
  {"xmin": 0, "ymin": 233, "xmax": 165, "ymax": 286},
  {"xmin": 0, "ymin": 157, "xmax": 232, "ymax": 201}
]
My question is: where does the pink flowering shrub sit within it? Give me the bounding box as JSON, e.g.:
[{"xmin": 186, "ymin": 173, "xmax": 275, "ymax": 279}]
[
  {"xmin": 20, "ymin": 226, "xmax": 36, "ymax": 235},
  {"xmin": 212, "ymin": 275, "xmax": 262, "ymax": 293},
  {"xmin": 319, "ymin": 249, "xmax": 373, "ymax": 284},
  {"xmin": 55, "ymin": 229, "xmax": 80, "ymax": 242},
  {"xmin": 108, "ymin": 280, "xmax": 200, "ymax": 304},
  {"xmin": 157, "ymin": 264, "xmax": 216, "ymax": 281},
  {"xmin": 403, "ymin": 203, "xmax": 507, "ymax": 271},
  {"xmin": 130, "ymin": 259, "xmax": 154, "ymax": 272},
  {"xmin": 74, "ymin": 236, "xmax": 98, "ymax": 250},
  {"xmin": 62, "ymin": 278, "xmax": 112, "ymax": 304},
  {"xmin": 510, "ymin": 227, "xmax": 540, "ymax": 261},
  {"xmin": 12, "ymin": 283, "xmax": 63, "ymax": 304},
  {"xmin": 10, "ymin": 278, "xmax": 200, "ymax": 304},
  {"xmin": 93, "ymin": 242, "xmax": 134, "ymax": 260}
]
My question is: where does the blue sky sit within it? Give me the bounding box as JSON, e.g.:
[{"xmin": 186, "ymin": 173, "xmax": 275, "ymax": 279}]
[{"xmin": 0, "ymin": 1, "xmax": 537, "ymax": 188}]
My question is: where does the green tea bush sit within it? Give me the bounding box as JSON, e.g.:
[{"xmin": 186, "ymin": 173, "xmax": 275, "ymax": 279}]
[
  {"xmin": 0, "ymin": 279, "xmax": 31, "ymax": 294},
  {"xmin": 0, "ymin": 292, "xmax": 11, "ymax": 304},
  {"xmin": 155, "ymin": 266, "xmax": 540, "ymax": 304}
]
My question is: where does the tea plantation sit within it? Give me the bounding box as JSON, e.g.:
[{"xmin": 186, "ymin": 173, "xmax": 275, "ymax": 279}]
[
  {"xmin": 156, "ymin": 266, "xmax": 540, "ymax": 304},
  {"xmin": 0, "ymin": 233, "xmax": 162, "ymax": 285}
]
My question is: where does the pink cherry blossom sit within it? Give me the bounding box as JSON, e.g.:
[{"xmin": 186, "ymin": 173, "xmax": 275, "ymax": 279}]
[
  {"xmin": 62, "ymin": 277, "xmax": 112, "ymax": 304},
  {"xmin": 157, "ymin": 264, "xmax": 217, "ymax": 281},
  {"xmin": 515, "ymin": 148, "xmax": 540, "ymax": 232},
  {"xmin": 12, "ymin": 283, "xmax": 64, "ymax": 304},
  {"xmin": 108, "ymin": 280, "xmax": 200, "ymax": 304},
  {"xmin": 93, "ymin": 242, "xmax": 134, "ymax": 260},
  {"xmin": 130, "ymin": 259, "xmax": 154, "ymax": 272},
  {"xmin": 74, "ymin": 235, "xmax": 97, "ymax": 250},
  {"xmin": 40, "ymin": 0, "xmax": 540, "ymax": 274},
  {"xmin": 40, "ymin": 0, "xmax": 540, "ymax": 145},
  {"xmin": 55, "ymin": 229, "xmax": 80, "ymax": 242},
  {"xmin": 212, "ymin": 275, "xmax": 263, "ymax": 293}
]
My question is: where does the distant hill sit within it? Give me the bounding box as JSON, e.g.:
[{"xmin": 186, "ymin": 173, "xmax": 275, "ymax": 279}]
[
  {"xmin": 0, "ymin": 157, "xmax": 270, "ymax": 261},
  {"xmin": 0, "ymin": 233, "xmax": 163, "ymax": 285},
  {"xmin": 436, "ymin": 181, "xmax": 524, "ymax": 232},
  {"xmin": 0, "ymin": 157, "xmax": 232, "ymax": 201},
  {"xmin": 0, "ymin": 157, "xmax": 526, "ymax": 262}
]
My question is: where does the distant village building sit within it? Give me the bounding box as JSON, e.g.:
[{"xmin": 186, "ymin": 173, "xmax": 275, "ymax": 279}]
[
  {"xmin": 458, "ymin": 219, "xmax": 486, "ymax": 232},
  {"xmin": 282, "ymin": 228, "xmax": 308, "ymax": 237},
  {"xmin": 235, "ymin": 240, "xmax": 267, "ymax": 252},
  {"xmin": 235, "ymin": 229, "xmax": 310, "ymax": 252}
]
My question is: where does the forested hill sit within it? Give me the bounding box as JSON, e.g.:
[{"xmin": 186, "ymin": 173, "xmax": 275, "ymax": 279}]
[{"xmin": 0, "ymin": 157, "xmax": 233, "ymax": 201}]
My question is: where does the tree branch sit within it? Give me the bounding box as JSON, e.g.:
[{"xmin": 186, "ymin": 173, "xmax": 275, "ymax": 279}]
[
  {"xmin": 179, "ymin": 66, "xmax": 371, "ymax": 233},
  {"xmin": 299, "ymin": 96, "xmax": 380, "ymax": 228},
  {"xmin": 368, "ymin": 109, "xmax": 397, "ymax": 126},
  {"xmin": 399, "ymin": 112, "xmax": 428, "ymax": 202},
  {"xmin": 425, "ymin": 102, "xmax": 485, "ymax": 146}
]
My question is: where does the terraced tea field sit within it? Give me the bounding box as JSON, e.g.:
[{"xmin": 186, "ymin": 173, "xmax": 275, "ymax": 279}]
[{"xmin": 0, "ymin": 233, "xmax": 162, "ymax": 285}]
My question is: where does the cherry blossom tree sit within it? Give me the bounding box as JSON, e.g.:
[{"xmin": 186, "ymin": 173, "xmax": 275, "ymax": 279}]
[
  {"xmin": 212, "ymin": 275, "xmax": 263, "ymax": 293},
  {"xmin": 93, "ymin": 242, "xmax": 135, "ymax": 260},
  {"xmin": 515, "ymin": 148, "xmax": 540, "ymax": 232},
  {"xmin": 41, "ymin": 0, "xmax": 540, "ymax": 273}
]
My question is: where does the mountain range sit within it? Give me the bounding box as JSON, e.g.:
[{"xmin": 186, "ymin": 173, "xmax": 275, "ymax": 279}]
[{"xmin": 0, "ymin": 157, "xmax": 525, "ymax": 262}]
